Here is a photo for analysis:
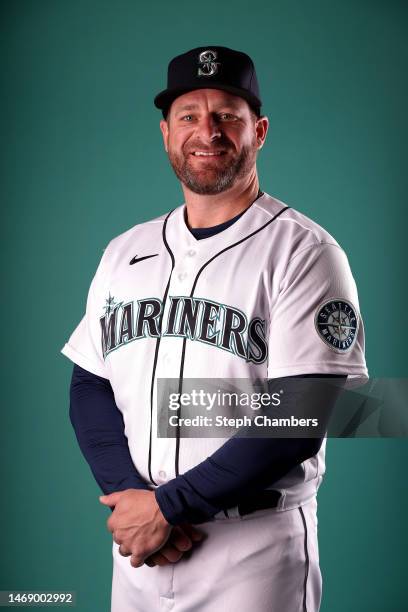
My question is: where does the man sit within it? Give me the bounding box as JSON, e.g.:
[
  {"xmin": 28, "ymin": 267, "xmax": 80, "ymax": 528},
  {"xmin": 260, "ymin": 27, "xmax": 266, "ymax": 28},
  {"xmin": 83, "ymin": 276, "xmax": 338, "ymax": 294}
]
[{"xmin": 62, "ymin": 46, "xmax": 368, "ymax": 611}]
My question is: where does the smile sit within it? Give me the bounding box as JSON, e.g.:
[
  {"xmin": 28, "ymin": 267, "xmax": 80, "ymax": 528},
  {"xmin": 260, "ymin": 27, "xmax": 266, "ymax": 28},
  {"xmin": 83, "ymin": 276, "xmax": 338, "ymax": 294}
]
[{"xmin": 191, "ymin": 151, "xmax": 227, "ymax": 156}]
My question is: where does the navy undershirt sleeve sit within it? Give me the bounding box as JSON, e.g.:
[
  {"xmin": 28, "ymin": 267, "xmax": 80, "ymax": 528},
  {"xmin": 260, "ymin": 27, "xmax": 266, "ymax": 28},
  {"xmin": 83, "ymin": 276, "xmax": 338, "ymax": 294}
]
[
  {"xmin": 69, "ymin": 364, "xmax": 150, "ymax": 495},
  {"xmin": 69, "ymin": 363, "xmax": 343, "ymax": 524},
  {"xmin": 155, "ymin": 436, "xmax": 323, "ymax": 525},
  {"xmin": 154, "ymin": 374, "xmax": 346, "ymax": 525}
]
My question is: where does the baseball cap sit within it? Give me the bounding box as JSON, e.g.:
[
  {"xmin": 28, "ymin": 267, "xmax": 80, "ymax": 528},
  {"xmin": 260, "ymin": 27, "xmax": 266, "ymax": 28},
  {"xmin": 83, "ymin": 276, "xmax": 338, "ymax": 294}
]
[{"xmin": 154, "ymin": 46, "xmax": 262, "ymax": 118}]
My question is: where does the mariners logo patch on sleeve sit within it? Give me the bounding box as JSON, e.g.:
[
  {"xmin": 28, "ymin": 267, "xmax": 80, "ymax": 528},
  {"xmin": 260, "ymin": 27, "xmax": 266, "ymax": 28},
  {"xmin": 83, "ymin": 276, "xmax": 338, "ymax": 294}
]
[{"xmin": 314, "ymin": 299, "xmax": 359, "ymax": 352}]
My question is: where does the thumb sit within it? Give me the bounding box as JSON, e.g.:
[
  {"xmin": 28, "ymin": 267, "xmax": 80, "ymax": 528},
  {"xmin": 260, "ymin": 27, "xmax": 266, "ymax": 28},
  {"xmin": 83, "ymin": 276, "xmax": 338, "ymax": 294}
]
[{"xmin": 99, "ymin": 492, "xmax": 122, "ymax": 507}]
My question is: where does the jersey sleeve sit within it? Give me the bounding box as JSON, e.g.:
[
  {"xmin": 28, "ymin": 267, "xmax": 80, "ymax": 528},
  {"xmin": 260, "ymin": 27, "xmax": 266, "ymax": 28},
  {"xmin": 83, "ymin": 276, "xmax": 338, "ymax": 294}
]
[
  {"xmin": 267, "ymin": 243, "xmax": 368, "ymax": 385},
  {"xmin": 61, "ymin": 246, "xmax": 109, "ymax": 378}
]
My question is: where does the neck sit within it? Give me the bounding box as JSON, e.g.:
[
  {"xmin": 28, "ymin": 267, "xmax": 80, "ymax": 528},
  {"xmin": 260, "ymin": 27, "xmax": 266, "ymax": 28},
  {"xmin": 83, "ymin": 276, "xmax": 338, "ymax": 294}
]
[{"xmin": 182, "ymin": 171, "xmax": 260, "ymax": 229}]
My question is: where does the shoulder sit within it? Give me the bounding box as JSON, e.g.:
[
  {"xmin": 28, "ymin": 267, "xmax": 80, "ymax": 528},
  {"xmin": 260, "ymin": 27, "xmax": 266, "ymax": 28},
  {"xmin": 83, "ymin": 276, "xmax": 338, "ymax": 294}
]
[
  {"xmin": 255, "ymin": 192, "xmax": 345, "ymax": 259},
  {"xmin": 256, "ymin": 192, "xmax": 341, "ymax": 247}
]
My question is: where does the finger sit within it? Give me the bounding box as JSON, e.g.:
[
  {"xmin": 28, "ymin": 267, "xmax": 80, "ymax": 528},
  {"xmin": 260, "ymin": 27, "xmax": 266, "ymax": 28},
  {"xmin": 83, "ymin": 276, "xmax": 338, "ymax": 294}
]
[
  {"xmin": 145, "ymin": 553, "xmax": 171, "ymax": 567},
  {"xmin": 106, "ymin": 517, "xmax": 115, "ymax": 533},
  {"xmin": 99, "ymin": 492, "xmax": 121, "ymax": 507},
  {"xmin": 157, "ymin": 545, "xmax": 183, "ymax": 563},
  {"xmin": 180, "ymin": 523, "xmax": 205, "ymax": 542},
  {"xmin": 169, "ymin": 526, "xmax": 192, "ymax": 552},
  {"xmin": 130, "ymin": 554, "xmax": 145, "ymax": 568},
  {"xmin": 118, "ymin": 545, "xmax": 132, "ymax": 557},
  {"xmin": 144, "ymin": 557, "xmax": 156, "ymax": 567},
  {"xmin": 179, "ymin": 524, "xmax": 204, "ymax": 541}
]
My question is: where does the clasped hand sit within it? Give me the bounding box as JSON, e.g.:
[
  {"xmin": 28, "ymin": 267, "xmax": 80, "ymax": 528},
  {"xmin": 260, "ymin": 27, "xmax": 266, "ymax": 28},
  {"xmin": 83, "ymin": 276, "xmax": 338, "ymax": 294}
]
[{"xmin": 99, "ymin": 489, "xmax": 203, "ymax": 568}]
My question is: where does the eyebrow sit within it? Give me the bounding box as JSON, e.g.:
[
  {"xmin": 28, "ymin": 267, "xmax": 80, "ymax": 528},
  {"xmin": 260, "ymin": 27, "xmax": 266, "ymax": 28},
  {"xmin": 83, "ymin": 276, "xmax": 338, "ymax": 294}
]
[{"xmin": 175, "ymin": 103, "xmax": 241, "ymax": 113}]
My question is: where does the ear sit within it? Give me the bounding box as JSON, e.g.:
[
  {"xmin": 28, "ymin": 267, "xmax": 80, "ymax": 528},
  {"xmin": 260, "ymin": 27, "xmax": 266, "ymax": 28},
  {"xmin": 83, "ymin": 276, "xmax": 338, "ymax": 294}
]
[
  {"xmin": 160, "ymin": 119, "xmax": 169, "ymax": 153},
  {"xmin": 255, "ymin": 116, "xmax": 269, "ymax": 149}
]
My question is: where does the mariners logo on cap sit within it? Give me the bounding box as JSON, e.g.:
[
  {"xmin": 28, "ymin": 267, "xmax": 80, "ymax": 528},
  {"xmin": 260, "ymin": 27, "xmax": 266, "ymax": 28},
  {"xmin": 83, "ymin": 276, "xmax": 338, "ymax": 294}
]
[
  {"xmin": 197, "ymin": 50, "xmax": 220, "ymax": 77},
  {"xmin": 315, "ymin": 299, "xmax": 359, "ymax": 352}
]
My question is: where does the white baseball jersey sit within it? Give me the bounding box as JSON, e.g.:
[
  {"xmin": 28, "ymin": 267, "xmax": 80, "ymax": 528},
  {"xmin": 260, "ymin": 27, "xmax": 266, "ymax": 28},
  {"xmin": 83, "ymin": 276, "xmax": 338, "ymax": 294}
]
[{"xmin": 61, "ymin": 191, "xmax": 368, "ymax": 506}]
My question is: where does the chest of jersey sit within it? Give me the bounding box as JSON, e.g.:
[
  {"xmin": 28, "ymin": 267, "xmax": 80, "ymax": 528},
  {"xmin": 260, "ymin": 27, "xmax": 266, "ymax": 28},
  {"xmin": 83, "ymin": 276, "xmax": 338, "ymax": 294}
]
[{"xmin": 100, "ymin": 232, "xmax": 281, "ymax": 378}]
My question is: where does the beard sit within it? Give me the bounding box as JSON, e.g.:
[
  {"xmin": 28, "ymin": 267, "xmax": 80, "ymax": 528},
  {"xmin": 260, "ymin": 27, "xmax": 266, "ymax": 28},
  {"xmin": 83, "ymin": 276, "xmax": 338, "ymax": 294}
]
[{"xmin": 167, "ymin": 136, "xmax": 258, "ymax": 195}]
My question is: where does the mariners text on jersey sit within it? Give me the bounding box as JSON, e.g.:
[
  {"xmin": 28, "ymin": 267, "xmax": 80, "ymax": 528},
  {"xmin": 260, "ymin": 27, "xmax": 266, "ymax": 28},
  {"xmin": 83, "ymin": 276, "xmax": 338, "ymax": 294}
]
[{"xmin": 100, "ymin": 294, "xmax": 268, "ymax": 364}]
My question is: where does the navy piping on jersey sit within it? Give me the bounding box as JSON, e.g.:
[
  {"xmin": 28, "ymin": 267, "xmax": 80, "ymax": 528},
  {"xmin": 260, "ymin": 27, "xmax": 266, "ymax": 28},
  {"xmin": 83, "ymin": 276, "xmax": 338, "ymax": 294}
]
[
  {"xmin": 172, "ymin": 204, "xmax": 290, "ymax": 477},
  {"xmin": 147, "ymin": 189, "xmax": 268, "ymax": 484},
  {"xmin": 299, "ymin": 505, "xmax": 310, "ymax": 612},
  {"xmin": 147, "ymin": 210, "xmax": 176, "ymax": 486}
]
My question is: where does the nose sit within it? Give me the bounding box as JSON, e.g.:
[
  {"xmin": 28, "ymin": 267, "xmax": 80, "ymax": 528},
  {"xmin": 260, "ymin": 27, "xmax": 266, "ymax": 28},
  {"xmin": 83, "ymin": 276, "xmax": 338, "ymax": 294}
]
[{"xmin": 196, "ymin": 113, "xmax": 222, "ymax": 143}]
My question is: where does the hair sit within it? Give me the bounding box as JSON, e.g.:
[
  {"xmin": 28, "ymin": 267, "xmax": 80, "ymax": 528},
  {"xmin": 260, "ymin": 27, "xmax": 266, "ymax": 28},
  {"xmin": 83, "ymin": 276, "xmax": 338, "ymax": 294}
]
[{"xmin": 250, "ymin": 106, "xmax": 262, "ymax": 120}]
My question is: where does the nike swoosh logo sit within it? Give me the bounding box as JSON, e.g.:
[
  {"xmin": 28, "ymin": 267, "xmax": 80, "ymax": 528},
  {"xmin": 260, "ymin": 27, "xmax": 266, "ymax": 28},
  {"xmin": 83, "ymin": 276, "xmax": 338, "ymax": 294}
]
[{"xmin": 129, "ymin": 254, "xmax": 159, "ymax": 265}]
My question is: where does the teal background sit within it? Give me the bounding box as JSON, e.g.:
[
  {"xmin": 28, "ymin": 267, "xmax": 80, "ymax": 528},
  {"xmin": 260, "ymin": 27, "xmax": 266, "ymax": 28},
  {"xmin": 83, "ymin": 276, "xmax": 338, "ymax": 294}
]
[{"xmin": 1, "ymin": 1, "xmax": 407, "ymax": 610}]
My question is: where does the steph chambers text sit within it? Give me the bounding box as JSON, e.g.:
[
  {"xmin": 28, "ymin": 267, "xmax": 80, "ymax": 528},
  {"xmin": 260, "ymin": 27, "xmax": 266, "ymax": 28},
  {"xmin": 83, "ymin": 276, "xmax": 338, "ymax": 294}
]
[{"xmin": 168, "ymin": 415, "xmax": 319, "ymax": 428}]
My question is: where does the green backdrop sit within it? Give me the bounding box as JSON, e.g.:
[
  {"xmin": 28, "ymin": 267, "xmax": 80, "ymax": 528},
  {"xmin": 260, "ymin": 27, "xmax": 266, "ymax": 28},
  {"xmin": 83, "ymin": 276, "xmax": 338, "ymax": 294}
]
[{"xmin": 1, "ymin": 1, "xmax": 407, "ymax": 610}]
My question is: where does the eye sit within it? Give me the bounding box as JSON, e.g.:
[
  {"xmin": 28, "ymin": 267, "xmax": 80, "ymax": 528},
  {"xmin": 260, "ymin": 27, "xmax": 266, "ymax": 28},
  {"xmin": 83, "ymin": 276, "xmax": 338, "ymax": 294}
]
[
  {"xmin": 219, "ymin": 113, "xmax": 237, "ymax": 121},
  {"xmin": 181, "ymin": 114, "xmax": 194, "ymax": 121}
]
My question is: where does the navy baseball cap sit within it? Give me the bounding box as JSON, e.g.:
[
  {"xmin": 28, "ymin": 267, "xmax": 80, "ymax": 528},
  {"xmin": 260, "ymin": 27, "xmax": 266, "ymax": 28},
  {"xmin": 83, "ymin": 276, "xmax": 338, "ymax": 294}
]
[{"xmin": 154, "ymin": 46, "xmax": 262, "ymax": 118}]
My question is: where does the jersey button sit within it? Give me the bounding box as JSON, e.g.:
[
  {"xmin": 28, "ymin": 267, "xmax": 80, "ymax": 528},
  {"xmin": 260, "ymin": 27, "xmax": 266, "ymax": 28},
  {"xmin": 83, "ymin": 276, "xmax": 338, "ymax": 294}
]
[
  {"xmin": 158, "ymin": 470, "xmax": 167, "ymax": 480},
  {"xmin": 187, "ymin": 249, "xmax": 196, "ymax": 257},
  {"xmin": 178, "ymin": 272, "xmax": 187, "ymax": 281}
]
